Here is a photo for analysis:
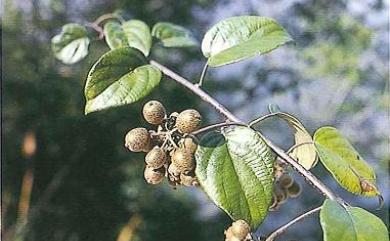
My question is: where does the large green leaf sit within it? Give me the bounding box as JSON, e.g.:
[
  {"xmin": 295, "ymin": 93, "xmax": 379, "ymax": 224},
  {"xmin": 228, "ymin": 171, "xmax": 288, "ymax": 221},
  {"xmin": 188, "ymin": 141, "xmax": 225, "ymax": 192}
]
[
  {"xmin": 151, "ymin": 22, "xmax": 198, "ymax": 48},
  {"xmin": 104, "ymin": 21, "xmax": 128, "ymax": 50},
  {"xmin": 320, "ymin": 199, "xmax": 389, "ymax": 241},
  {"xmin": 201, "ymin": 16, "xmax": 293, "ymax": 67},
  {"xmin": 123, "ymin": 20, "xmax": 152, "ymax": 56},
  {"xmin": 103, "ymin": 20, "xmax": 152, "ymax": 56},
  {"xmin": 84, "ymin": 47, "xmax": 161, "ymax": 114},
  {"xmin": 195, "ymin": 126, "xmax": 275, "ymax": 228},
  {"xmin": 51, "ymin": 23, "xmax": 90, "ymax": 64},
  {"xmin": 314, "ymin": 127, "xmax": 379, "ymax": 196},
  {"xmin": 268, "ymin": 107, "xmax": 318, "ymax": 170}
]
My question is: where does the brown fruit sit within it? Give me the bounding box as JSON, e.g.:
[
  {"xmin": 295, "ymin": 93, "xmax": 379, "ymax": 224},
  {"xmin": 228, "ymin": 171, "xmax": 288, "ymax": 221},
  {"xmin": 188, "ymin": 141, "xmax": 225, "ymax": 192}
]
[
  {"xmin": 279, "ymin": 173, "xmax": 294, "ymax": 189},
  {"xmin": 125, "ymin": 128, "xmax": 151, "ymax": 152},
  {"xmin": 360, "ymin": 179, "xmax": 375, "ymax": 192},
  {"xmin": 274, "ymin": 186, "xmax": 288, "ymax": 204},
  {"xmin": 225, "ymin": 227, "xmax": 240, "ymax": 241},
  {"xmin": 168, "ymin": 163, "xmax": 181, "ymax": 177},
  {"xmin": 145, "ymin": 147, "xmax": 167, "ymax": 169},
  {"xmin": 175, "ymin": 109, "xmax": 202, "ymax": 133},
  {"xmin": 231, "ymin": 220, "xmax": 250, "ymax": 240},
  {"xmin": 144, "ymin": 165, "xmax": 165, "ymax": 184},
  {"xmin": 143, "ymin": 100, "xmax": 166, "ymax": 125},
  {"xmin": 172, "ymin": 148, "xmax": 195, "ymax": 172},
  {"xmin": 180, "ymin": 173, "xmax": 199, "ymax": 186},
  {"xmin": 182, "ymin": 136, "xmax": 198, "ymax": 154},
  {"xmin": 269, "ymin": 196, "xmax": 280, "ymax": 211},
  {"xmin": 286, "ymin": 182, "xmax": 301, "ymax": 198}
]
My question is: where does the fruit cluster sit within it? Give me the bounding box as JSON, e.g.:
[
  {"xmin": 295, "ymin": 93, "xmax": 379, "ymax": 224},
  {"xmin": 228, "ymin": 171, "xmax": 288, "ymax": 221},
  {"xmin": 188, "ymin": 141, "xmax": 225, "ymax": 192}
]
[
  {"xmin": 224, "ymin": 220, "xmax": 252, "ymax": 241},
  {"xmin": 124, "ymin": 100, "xmax": 202, "ymax": 188},
  {"xmin": 270, "ymin": 163, "xmax": 302, "ymax": 210}
]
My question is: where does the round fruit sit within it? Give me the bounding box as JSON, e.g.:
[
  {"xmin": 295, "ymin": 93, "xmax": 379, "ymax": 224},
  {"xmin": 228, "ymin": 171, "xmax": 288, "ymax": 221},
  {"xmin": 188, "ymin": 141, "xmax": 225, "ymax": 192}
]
[
  {"xmin": 175, "ymin": 109, "xmax": 202, "ymax": 133},
  {"xmin": 224, "ymin": 227, "xmax": 241, "ymax": 241},
  {"xmin": 125, "ymin": 127, "xmax": 151, "ymax": 152},
  {"xmin": 279, "ymin": 173, "xmax": 294, "ymax": 189},
  {"xmin": 171, "ymin": 148, "xmax": 195, "ymax": 172},
  {"xmin": 182, "ymin": 136, "xmax": 198, "ymax": 154},
  {"xmin": 274, "ymin": 186, "xmax": 288, "ymax": 204},
  {"xmin": 144, "ymin": 166, "xmax": 165, "ymax": 184},
  {"xmin": 143, "ymin": 100, "xmax": 166, "ymax": 125},
  {"xmin": 168, "ymin": 163, "xmax": 181, "ymax": 177},
  {"xmin": 286, "ymin": 182, "xmax": 302, "ymax": 198},
  {"xmin": 145, "ymin": 147, "xmax": 167, "ymax": 169},
  {"xmin": 231, "ymin": 220, "xmax": 250, "ymax": 240},
  {"xmin": 360, "ymin": 179, "xmax": 374, "ymax": 192}
]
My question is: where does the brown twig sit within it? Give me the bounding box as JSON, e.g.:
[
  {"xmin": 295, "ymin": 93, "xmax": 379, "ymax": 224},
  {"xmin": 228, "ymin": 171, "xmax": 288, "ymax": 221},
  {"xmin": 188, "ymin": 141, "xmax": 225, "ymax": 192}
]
[{"xmin": 265, "ymin": 206, "xmax": 322, "ymax": 241}]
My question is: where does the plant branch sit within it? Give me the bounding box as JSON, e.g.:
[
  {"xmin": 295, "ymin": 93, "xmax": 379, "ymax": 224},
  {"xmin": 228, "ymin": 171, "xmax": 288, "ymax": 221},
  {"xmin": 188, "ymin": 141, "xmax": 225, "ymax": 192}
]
[
  {"xmin": 265, "ymin": 206, "xmax": 322, "ymax": 241},
  {"xmin": 149, "ymin": 59, "xmax": 346, "ymax": 206}
]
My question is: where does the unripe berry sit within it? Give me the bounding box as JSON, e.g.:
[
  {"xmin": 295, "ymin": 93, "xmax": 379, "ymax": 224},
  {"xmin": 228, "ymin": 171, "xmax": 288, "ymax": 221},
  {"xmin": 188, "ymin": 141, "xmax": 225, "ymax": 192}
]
[
  {"xmin": 175, "ymin": 109, "xmax": 202, "ymax": 133},
  {"xmin": 125, "ymin": 127, "xmax": 151, "ymax": 152},
  {"xmin": 143, "ymin": 100, "xmax": 166, "ymax": 125},
  {"xmin": 172, "ymin": 148, "xmax": 195, "ymax": 172},
  {"xmin": 279, "ymin": 173, "xmax": 294, "ymax": 189},
  {"xmin": 145, "ymin": 147, "xmax": 167, "ymax": 169},
  {"xmin": 286, "ymin": 182, "xmax": 301, "ymax": 198},
  {"xmin": 182, "ymin": 136, "xmax": 198, "ymax": 154},
  {"xmin": 231, "ymin": 220, "xmax": 250, "ymax": 240},
  {"xmin": 180, "ymin": 173, "xmax": 199, "ymax": 186},
  {"xmin": 144, "ymin": 165, "xmax": 165, "ymax": 184}
]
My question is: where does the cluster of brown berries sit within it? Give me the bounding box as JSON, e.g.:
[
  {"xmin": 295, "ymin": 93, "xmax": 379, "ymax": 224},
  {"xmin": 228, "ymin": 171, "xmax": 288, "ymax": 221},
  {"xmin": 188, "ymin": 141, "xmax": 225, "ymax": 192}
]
[
  {"xmin": 124, "ymin": 100, "xmax": 202, "ymax": 188},
  {"xmin": 270, "ymin": 163, "xmax": 302, "ymax": 210},
  {"xmin": 224, "ymin": 220, "xmax": 252, "ymax": 241}
]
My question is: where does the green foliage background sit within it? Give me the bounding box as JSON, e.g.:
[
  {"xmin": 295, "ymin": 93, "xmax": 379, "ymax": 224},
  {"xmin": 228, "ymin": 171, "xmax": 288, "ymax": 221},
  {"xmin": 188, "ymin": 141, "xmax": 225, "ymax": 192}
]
[{"xmin": 2, "ymin": 0, "xmax": 389, "ymax": 241}]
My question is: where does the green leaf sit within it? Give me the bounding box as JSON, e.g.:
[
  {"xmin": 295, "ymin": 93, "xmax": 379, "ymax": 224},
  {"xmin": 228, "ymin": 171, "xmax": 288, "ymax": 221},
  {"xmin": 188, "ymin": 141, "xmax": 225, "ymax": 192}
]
[
  {"xmin": 268, "ymin": 109, "xmax": 318, "ymax": 170},
  {"xmin": 104, "ymin": 20, "xmax": 152, "ymax": 56},
  {"xmin": 314, "ymin": 127, "xmax": 379, "ymax": 196},
  {"xmin": 84, "ymin": 47, "xmax": 161, "ymax": 114},
  {"xmin": 103, "ymin": 21, "xmax": 128, "ymax": 50},
  {"xmin": 320, "ymin": 199, "xmax": 389, "ymax": 241},
  {"xmin": 195, "ymin": 126, "xmax": 275, "ymax": 228},
  {"xmin": 151, "ymin": 22, "xmax": 198, "ymax": 48},
  {"xmin": 123, "ymin": 20, "xmax": 152, "ymax": 56},
  {"xmin": 201, "ymin": 16, "xmax": 293, "ymax": 67},
  {"xmin": 51, "ymin": 23, "xmax": 90, "ymax": 64}
]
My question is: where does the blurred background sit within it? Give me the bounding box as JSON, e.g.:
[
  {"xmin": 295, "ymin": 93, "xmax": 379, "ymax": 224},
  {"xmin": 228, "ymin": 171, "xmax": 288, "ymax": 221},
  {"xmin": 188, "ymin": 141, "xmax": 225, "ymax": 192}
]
[{"xmin": 2, "ymin": 0, "xmax": 389, "ymax": 240}]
